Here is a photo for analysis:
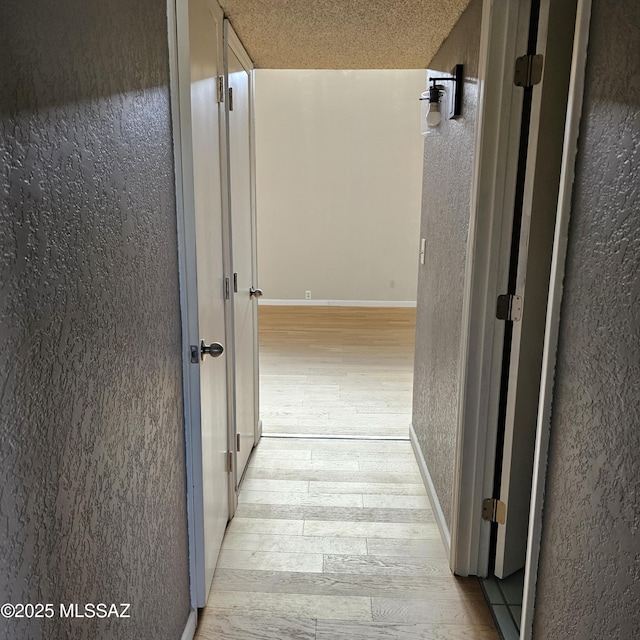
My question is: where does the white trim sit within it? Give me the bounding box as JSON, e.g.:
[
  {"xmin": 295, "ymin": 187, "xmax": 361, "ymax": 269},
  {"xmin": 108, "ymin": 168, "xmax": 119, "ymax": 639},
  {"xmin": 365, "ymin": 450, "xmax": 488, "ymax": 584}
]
[
  {"xmin": 520, "ymin": 1, "xmax": 592, "ymax": 636},
  {"xmin": 410, "ymin": 424, "xmax": 451, "ymax": 556},
  {"xmin": 450, "ymin": 0, "xmax": 531, "ymax": 578},
  {"xmin": 226, "ymin": 21, "xmax": 254, "ymax": 71},
  {"xmin": 264, "ymin": 433, "xmax": 410, "ymax": 441},
  {"xmin": 180, "ymin": 610, "xmax": 198, "ymax": 640},
  {"xmin": 167, "ymin": 0, "xmax": 200, "ymax": 609},
  {"xmin": 249, "ymin": 59, "xmax": 261, "ymax": 452},
  {"xmin": 226, "ymin": 21, "xmax": 261, "ymax": 451},
  {"xmin": 221, "ymin": 16, "xmax": 239, "ymax": 520},
  {"xmin": 223, "ymin": 18, "xmax": 261, "ymax": 486},
  {"xmin": 259, "ymin": 299, "xmax": 417, "ymax": 308}
]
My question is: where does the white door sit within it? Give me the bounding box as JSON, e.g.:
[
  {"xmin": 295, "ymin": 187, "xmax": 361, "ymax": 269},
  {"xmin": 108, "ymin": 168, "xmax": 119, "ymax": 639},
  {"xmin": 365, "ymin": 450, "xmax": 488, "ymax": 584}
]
[
  {"xmin": 494, "ymin": 0, "xmax": 578, "ymax": 578},
  {"xmin": 187, "ymin": 0, "xmax": 229, "ymax": 605},
  {"xmin": 225, "ymin": 23, "xmax": 260, "ymax": 481}
]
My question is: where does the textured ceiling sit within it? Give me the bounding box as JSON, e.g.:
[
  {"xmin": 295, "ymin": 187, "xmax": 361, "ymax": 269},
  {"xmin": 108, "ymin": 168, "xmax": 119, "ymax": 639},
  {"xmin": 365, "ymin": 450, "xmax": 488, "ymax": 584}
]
[{"xmin": 219, "ymin": 0, "xmax": 471, "ymax": 69}]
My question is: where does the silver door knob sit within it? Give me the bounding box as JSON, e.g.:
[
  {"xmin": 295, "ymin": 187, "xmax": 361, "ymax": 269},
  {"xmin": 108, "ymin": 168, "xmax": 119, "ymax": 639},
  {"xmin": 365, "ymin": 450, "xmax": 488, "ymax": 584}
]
[
  {"xmin": 200, "ymin": 340, "xmax": 224, "ymax": 360},
  {"xmin": 249, "ymin": 287, "xmax": 263, "ymax": 298}
]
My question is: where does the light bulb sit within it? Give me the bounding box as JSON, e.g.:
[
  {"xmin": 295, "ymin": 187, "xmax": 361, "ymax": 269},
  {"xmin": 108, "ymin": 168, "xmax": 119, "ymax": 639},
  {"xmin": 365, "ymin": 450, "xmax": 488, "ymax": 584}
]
[{"xmin": 426, "ymin": 102, "xmax": 441, "ymax": 127}]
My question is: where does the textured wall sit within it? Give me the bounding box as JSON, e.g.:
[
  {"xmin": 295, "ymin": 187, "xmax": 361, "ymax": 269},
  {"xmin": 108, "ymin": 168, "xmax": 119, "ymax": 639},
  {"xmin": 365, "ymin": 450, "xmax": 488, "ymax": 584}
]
[
  {"xmin": 533, "ymin": 2, "xmax": 640, "ymax": 637},
  {"xmin": 255, "ymin": 69, "xmax": 425, "ymax": 302},
  {"xmin": 412, "ymin": 0, "xmax": 482, "ymax": 529},
  {"xmin": 0, "ymin": 0, "xmax": 191, "ymax": 638}
]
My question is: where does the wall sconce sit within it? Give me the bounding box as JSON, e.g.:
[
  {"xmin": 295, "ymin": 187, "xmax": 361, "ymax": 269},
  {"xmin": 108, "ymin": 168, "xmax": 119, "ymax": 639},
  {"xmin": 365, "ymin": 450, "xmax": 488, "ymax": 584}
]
[{"xmin": 420, "ymin": 64, "xmax": 463, "ymax": 135}]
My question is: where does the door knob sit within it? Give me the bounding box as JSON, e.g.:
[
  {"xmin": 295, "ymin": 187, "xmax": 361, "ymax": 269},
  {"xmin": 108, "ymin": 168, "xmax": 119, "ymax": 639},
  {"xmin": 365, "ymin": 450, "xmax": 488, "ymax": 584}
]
[
  {"xmin": 200, "ymin": 340, "xmax": 224, "ymax": 360},
  {"xmin": 249, "ymin": 287, "xmax": 263, "ymax": 298}
]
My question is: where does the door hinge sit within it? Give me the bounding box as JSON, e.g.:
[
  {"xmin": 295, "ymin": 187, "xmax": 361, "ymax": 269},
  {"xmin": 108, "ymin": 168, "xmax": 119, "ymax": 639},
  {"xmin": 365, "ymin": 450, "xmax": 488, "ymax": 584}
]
[
  {"xmin": 228, "ymin": 86, "xmax": 233, "ymax": 111},
  {"xmin": 514, "ymin": 54, "xmax": 543, "ymax": 87},
  {"xmin": 482, "ymin": 498, "xmax": 506, "ymax": 524},
  {"xmin": 233, "ymin": 272, "xmax": 238, "ymax": 293},
  {"xmin": 236, "ymin": 432, "xmax": 241, "ymax": 452},
  {"xmin": 226, "ymin": 450, "xmax": 234, "ymax": 473},
  {"xmin": 496, "ymin": 294, "xmax": 523, "ymax": 322},
  {"xmin": 224, "ymin": 277, "xmax": 231, "ymax": 300},
  {"xmin": 216, "ymin": 76, "xmax": 224, "ymax": 103}
]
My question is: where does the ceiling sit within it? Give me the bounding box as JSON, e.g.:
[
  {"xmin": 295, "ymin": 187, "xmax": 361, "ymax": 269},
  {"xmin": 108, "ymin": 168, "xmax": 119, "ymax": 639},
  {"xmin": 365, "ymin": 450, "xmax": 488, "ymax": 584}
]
[{"xmin": 219, "ymin": 0, "xmax": 471, "ymax": 69}]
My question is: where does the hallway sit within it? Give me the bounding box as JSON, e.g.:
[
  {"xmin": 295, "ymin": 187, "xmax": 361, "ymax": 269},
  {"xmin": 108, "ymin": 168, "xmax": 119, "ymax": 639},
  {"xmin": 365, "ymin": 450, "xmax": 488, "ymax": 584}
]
[{"xmin": 194, "ymin": 436, "xmax": 498, "ymax": 639}]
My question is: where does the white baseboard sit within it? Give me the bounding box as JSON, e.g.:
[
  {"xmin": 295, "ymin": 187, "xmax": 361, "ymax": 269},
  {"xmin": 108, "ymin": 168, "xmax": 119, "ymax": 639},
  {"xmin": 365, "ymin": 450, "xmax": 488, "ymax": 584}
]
[
  {"xmin": 263, "ymin": 433, "xmax": 410, "ymax": 441},
  {"xmin": 409, "ymin": 423, "xmax": 451, "ymax": 557},
  {"xmin": 181, "ymin": 609, "xmax": 197, "ymax": 640},
  {"xmin": 260, "ymin": 299, "xmax": 417, "ymax": 307}
]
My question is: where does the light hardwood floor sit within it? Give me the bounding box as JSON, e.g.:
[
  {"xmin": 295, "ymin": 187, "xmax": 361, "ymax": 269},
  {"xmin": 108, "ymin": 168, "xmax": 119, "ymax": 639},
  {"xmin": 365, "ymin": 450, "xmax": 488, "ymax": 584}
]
[
  {"xmin": 194, "ymin": 308, "xmax": 498, "ymax": 639},
  {"xmin": 196, "ymin": 437, "xmax": 499, "ymax": 639},
  {"xmin": 258, "ymin": 306, "xmax": 416, "ymax": 438}
]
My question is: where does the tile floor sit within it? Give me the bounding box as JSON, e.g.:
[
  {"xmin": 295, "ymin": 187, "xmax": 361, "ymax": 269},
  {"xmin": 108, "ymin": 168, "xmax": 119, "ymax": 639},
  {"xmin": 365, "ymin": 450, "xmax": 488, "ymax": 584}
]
[
  {"xmin": 195, "ymin": 437, "xmax": 500, "ymax": 640},
  {"xmin": 480, "ymin": 571, "xmax": 525, "ymax": 640}
]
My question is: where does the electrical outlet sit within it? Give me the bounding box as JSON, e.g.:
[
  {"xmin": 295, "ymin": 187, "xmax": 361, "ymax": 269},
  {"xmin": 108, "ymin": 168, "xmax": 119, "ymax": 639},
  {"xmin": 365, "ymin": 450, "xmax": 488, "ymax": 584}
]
[{"xmin": 305, "ymin": 290, "xmax": 311, "ymax": 300}]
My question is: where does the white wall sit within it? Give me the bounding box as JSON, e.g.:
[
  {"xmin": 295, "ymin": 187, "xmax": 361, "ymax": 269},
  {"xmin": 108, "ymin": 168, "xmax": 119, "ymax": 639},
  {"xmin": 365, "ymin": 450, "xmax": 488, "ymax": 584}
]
[{"xmin": 254, "ymin": 69, "xmax": 426, "ymax": 304}]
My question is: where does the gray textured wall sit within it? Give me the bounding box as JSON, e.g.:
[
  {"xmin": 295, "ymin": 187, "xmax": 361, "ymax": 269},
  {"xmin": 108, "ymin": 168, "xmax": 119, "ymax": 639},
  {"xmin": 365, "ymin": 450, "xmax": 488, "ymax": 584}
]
[
  {"xmin": 412, "ymin": 0, "xmax": 482, "ymax": 529},
  {"xmin": 0, "ymin": 0, "xmax": 191, "ymax": 638},
  {"xmin": 533, "ymin": 2, "xmax": 640, "ymax": 637}
]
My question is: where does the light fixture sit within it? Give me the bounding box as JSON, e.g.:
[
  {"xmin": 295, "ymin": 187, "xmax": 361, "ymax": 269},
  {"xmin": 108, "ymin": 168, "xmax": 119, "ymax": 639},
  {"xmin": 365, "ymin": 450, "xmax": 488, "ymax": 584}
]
[
  {"xmin": 426, "ymin": 84, "xmax": 442, "ymax": 128},
  {"xmin": 420, "ymin": 64, "xmax": 463, "ymax": 135}
]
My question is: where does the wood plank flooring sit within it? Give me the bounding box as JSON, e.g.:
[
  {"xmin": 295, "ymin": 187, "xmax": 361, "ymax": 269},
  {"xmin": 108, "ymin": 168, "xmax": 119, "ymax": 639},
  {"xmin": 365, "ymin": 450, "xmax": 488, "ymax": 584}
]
[
  {"xmin": 258, "ymin": 306, "xmax": 416, "ymax": 437},
  {"xmin": 194, "ymin": 307, "xmax": 497, "ymax": 639},
  {"xmin": 195, "ymin": 437, "xmax": 499, "ymax": 640}
]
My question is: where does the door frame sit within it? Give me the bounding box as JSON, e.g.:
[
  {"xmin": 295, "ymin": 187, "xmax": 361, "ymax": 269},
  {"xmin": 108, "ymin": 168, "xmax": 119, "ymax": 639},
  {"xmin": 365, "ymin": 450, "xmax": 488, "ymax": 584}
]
[
  {"xmin": 450, "ymin": 0, "xmax": 532, "ymax": 579},
  {"xmin": 451, "ymin": 0, "xmax": 592, "ymax": 635},
  {"xmin": 223, "ymin": 20, "xmax": 261, "ymax": 479},
  {"xmin": 494, "ymin": 0, "xmax": 582, "ymax": 580},
  {"xmin": 247, "ymin": 49, "xmax": 261, "ymax": 448},
  {"xmin": 520, "ymin": 0, "xmax": 592, "ymax": 633},
  {"xmin": 166, "ymin": 0, "xmax": 233, "ymax": 610}
]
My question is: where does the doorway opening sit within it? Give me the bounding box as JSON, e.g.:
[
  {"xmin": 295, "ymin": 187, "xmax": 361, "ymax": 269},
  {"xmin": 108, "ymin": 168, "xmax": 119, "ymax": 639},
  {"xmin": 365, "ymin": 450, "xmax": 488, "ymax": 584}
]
[
  {"xmin": 450, "ymin": 0, "xmax": 582, "ymax": 637},
  {"xmin": 252, "ymin": 69, "xmax": 424, "ymax": 441}
]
